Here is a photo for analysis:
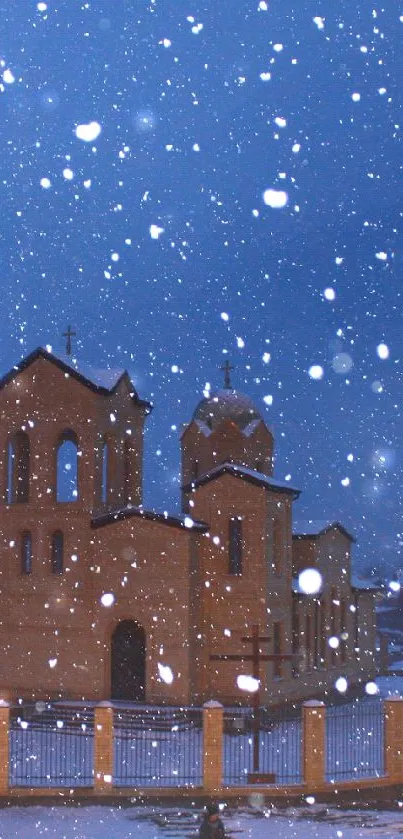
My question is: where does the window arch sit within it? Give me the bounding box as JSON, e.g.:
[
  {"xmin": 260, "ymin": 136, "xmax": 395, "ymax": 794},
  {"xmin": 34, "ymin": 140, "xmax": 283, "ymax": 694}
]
[
  {"xmin": 56, "ymin": 431, "xmax": 78, "ymax": 502},
  {"xmin": 51, "ymin": 531, "xmax": 64, "ymax": 575},
  {"xmin": 7, "ymin": 431, "xmax": 30, "ymax": 503},
  {"xmin": 21, "ymin": 531, "xmax": 32, "ymax": 575}
]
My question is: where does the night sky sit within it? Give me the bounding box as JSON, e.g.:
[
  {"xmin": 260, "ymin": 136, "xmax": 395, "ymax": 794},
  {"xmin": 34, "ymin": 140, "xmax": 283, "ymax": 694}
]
[{"xmin": 1, "ymin": 1, "xmax": 402, "ymax": 576}]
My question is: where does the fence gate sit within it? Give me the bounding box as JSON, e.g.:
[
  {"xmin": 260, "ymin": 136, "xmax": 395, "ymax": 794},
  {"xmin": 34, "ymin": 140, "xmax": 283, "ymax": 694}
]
[{"xmin": 113, "ymin": 705, "xmax": 203, "ymax": 787}]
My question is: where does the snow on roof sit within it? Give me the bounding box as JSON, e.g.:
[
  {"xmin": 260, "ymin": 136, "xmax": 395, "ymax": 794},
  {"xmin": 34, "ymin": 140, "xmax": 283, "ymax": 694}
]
[
  {"xmin": 182, "ymin": 462, "xmax": 300, "ymax": 497},
  {"xmin": 91, "ymin": 504, "xmax": 208, "ymax": 532},
  {"xmin": 293, "ymin": 519, "xmax": 355, "ymax": 542},
  {"xmin": 351, "ymin": 574, "xmax": 382, "ymax": 592},
  {"xmin": 0, "ymin": 347, "xmax": 152, "ymax": 410}
]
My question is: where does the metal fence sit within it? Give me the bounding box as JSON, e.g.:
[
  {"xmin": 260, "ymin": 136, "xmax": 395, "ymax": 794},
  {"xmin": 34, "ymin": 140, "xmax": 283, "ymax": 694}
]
[
  {"xmin": 326, "ymin": 699, "xmax": 385, "ymax": 781},
  {"xmin": 223, "ymin": 705, "xmax": 302, "ymax": 786},
  {"xmin": 113, "ymin": 705, "xmax": 203, "ymax": 786},
  {"xmin": 9, "ymin": 704, "xmax": 94, "ymax": 787}
]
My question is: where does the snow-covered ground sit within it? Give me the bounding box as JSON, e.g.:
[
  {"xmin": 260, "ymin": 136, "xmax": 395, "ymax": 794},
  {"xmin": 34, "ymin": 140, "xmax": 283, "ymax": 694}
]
[{"xmin": 2, "ymin": 803, "xmax": 403, "ymax": 839}]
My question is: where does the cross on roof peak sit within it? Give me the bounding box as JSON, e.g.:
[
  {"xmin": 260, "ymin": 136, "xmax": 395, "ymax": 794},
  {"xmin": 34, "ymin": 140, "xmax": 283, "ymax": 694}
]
[
  {"xmin": 63, "ymin": 325, "xmax": 76, "ymax": 356},
  {"xmin": 221, "ymin": 359, "xmax": 234, "ymax": 389}
]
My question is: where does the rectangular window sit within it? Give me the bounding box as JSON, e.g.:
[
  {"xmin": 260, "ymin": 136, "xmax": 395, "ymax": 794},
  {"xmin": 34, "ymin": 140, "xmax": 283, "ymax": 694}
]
[
  {"xmin": 306, "ymin": 614, "xmax": 312, "ymax": 670},
  {"xmin": 21, "ymin": 532, "xmax": 32, "ymax": 575},
  {"xmin": 229, "ymin": 517, "xmax": 243, "ymax": 575},
  {"xmin": 292, "ymin": 599, "xmax": 300, "ymax": 678},
  {"xmin": 273, "ymin": 621, "xmax": 283, "ymax": 678},
  {"xmin": 52, "ymin": 532, "xmax": 64, "ymax": 575},
  {"xmin": 272, "ymin": 514, "xmax": 283, "ymax": 575}
]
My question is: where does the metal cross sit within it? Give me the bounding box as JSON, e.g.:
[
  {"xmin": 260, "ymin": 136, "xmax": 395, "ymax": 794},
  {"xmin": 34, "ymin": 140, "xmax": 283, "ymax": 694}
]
[
  {"xmin": 210, "ymin": 624, "xmax": 294, "ymax": 773},
  {"xmin": 63, "ymin": 325, "xmax": 76, "ymax": 356},
  {"xmin": 221, "ymin": 359, "xmax": 234, "ymax": 389}
]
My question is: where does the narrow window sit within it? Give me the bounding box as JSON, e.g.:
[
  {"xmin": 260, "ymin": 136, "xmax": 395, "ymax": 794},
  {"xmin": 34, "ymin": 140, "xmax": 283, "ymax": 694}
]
[
  {"xmin": 272, "ymin": 514, "xmax": 283, "ymax": 575},
  {"xmin": 340, "ymin": 598, "xmax": 347, "ymax": 662},
  {"xmin": 56, "ymin": 432, "xmax": 78, "ymax": 502},
  {"xmin": 292, "ymin": 599, "xmax": 300, "ymax": 678},
  {"xmin": 7, "ymin": 431, "xmax": 30, "ymax": 503},
  {"xmin": 51, "ymin": 531, "xmax": 64, "ymax": 575},
  {"xmin": 353, "ymin": 593, "xmax": 359, "ymax": 649},
  {"xmin": 314, "ymin": 599, "xmax": 320, "ymax": 667},
  {"xmin": 21, "ymin": 531, "xmax": 32, "ymax": 575},
  {"xmin": 192, "ymin": 459, "xmax": 199, "ymax": 480},
  {"xmin": 273, "ymin": 621, "xmax": 283, "ymax": 678},
  {"xmin": 101, "ymin": 440, "xmax": 108, "ymax": 504},
  {"xmin": 306, "ymin": 614, "xmax": 312, "ymax": 670},
  {"xmin": 229, "ymin": 517, "xmax": 243, "ymax": 575},
  {"xmin": 330, "ymin": 586, "xmax": 338, "ymax": 666},
  {"xmin": 124, "ymin": 437, "xmax": 132, "ymax": 503}
]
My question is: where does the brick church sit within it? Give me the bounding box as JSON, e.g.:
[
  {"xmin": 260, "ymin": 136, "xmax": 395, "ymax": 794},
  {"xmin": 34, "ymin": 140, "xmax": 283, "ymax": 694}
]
[{"xmin": 0, "ymin": 346, "xmax": 378, "ymax": 706}]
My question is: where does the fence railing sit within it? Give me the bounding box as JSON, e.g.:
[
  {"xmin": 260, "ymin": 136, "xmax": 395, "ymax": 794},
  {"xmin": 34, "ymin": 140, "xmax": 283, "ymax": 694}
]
[
  {"xmin": 326, "ymin": 699, "xmax": 384, "ymax": 781},
  {"xmin": 223, "ymin": 706, "xmax": 302, "ymax": 785},
  {"xmin": 9, "ymin": 704, "xmax": 94, "ymax": 787},
  {"xmin": 0, "ymin": 696, "xmax": 400, "ymax": 795},
  {"xmin": 113, "ymin": 705, "xmax": 203, "ymax": 786}
]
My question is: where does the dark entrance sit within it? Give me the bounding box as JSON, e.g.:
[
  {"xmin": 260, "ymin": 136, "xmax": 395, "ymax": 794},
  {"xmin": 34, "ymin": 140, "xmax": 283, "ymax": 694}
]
[{"xmin": 111, "ymin": 620, "xmax": 146, "ymax": 701}]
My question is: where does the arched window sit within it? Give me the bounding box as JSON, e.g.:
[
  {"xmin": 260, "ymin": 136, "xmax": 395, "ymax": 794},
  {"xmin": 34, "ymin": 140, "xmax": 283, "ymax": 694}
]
[
  {"xmin": 56, "ymin": 431, "xmax": 78, "ymax": 502},
  {"xmin": 51, "ymin": 531, "xmax": 64, "ymax": 575},
  {"xmin": 7, "ymin": 431, "xmax": 30, "ymax": 503},
  {"xmin": 21, "ymin": 531, "xmax": 32, "ymax": 575}
]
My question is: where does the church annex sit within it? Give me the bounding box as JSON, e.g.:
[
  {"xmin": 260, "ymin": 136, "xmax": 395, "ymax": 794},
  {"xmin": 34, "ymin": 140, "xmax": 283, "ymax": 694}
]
[{"xmin": 0, "ymin": 347, "xmax": 377, "ymax": 705}]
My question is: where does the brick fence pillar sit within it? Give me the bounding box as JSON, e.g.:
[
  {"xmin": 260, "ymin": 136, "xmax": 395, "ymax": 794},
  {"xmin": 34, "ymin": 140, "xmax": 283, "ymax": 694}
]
[
  {"xmin": 302, "ymin": 700, "xmax": 325, "ymax": 788},
  {"xmin": 203, "ymin": 701, "xmax": 224, "ymax": 794},
  {"xmin": 0, "ymin": 702, "xmax": 9, "ymax": 794},
  {"xmin": 94, "ymin": 701, "xmax": 114, "ymax": 792},
  {"xmin": 384, "ymin": 697, "xmax": 403, "ymax": 782}
]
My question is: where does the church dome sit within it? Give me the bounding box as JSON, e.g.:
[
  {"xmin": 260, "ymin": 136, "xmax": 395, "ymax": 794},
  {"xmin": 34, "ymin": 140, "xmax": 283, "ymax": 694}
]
[{"xmin": 192, "ymin": 388, "xmax": 263, "ymax": 431}]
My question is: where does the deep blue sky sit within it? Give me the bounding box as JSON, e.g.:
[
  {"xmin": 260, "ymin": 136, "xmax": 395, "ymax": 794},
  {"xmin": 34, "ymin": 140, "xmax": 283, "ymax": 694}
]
[{"xmin": 1, "ymin": 0, "xmax": 402, "ymax": 575}]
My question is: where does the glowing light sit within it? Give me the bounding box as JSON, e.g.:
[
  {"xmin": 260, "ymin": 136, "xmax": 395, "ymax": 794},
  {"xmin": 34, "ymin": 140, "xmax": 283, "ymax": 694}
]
[
  {"xmin": 335, "ymin": 676, "xmax": 348, "ymax": 693},
  {"xmin": 237, "ymin": 674, "xmax": 259, "ymax": 692},
  {"xmin": 365, "ymin": 681, "xmax": 379, "ymax": 695},
  {"xmin": 377, "ymin": 343, "xmax": 389, "ymax": 360},
  {"xmin": 149, "ymin": 224, "xmax": 164, "ymax": 240},
  {"xmin": 158, "ymin": 663, "xmax": 174, "ymax": 684},
  {"xmin": 308, "ymin": 365, "xmax": 324, "ymax": 380},
  {"xmin": 324, "ymin": 287, "xmax": 336, "ymax": 301},
  {"xmin": 328, "ymin": 636, "xmax": 339, "ymax": 649},
  {"xmin": 184, "ymin": 516, "xmax": 194, "ymax": 529},
  {"xmin": 100, "ymin": 592, "xmax": 115, "ymax": 607},
  {"xmin": 3, "ymin": 68, "xmax": 15, "ymax": 84},
  {"xmin": 75, "ymin": 121, "xmax": 102, "ymax": 142},
  {"xmin": 298, "ymin": 568, "xmax": 323, "ymax": 595},
  {"xmin": 263, "ymin": 188, "xmax": 288, "ymax": 208}
]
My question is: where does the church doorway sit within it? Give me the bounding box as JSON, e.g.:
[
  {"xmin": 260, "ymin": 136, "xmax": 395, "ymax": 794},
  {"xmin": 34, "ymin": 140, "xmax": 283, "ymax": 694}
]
[{"xmin": 111, "ymin": 620, "xmax": 146, "ymax": 702}]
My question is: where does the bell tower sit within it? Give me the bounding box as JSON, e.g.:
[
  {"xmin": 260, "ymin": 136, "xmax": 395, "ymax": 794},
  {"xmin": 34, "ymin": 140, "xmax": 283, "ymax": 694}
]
[{"xmin": 180, "ymin": 363, "xmax": 274, "ymax": 504}]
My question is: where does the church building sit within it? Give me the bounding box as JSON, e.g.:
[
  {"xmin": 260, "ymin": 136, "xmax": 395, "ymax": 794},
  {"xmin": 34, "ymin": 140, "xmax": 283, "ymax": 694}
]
[{"xmin": 0, "ymin": 347, "xmax": 377, "ymax": 706}]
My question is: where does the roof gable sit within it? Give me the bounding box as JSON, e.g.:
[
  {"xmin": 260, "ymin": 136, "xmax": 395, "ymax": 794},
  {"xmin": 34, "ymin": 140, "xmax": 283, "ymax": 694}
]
[
  {"xmin": 182, "ymin": 462, "xmax": 300, "ymax": 497},
  {"xmin": 292, "ymin": 519, "xmax": 355, "ymax": 542},
  {"xmin": 0, "ymin": 348, "xmax": 151, "ymax": 410}
]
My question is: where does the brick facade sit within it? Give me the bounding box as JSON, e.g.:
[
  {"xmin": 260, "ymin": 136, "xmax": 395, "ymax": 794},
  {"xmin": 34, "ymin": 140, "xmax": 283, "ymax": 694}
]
[{"xmin": 0, "ymin": 348, "xmax": 378, "ymax": 705}]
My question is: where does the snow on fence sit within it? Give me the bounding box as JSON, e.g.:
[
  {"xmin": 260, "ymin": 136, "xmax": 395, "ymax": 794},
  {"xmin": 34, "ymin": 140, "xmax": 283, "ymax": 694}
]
[{"xmin": 1, "ymin": 696, "xmax": 401, "ymax": 793}]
